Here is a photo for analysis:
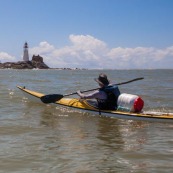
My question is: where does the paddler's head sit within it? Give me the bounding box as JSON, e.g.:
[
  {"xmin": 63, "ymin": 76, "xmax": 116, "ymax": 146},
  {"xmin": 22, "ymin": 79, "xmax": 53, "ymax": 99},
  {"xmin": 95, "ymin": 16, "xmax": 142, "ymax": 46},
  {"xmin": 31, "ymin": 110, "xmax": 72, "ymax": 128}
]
[{"xmin": 95, "ymin": 73, "xmax": 110, "ymax": 87}]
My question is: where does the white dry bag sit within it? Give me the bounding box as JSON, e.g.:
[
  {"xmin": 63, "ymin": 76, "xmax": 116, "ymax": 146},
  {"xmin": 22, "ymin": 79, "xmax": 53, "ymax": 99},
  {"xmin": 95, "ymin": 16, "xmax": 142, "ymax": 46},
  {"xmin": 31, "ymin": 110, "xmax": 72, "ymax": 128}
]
[{"xmin": 117, "ymin": 93, "xmax": 144, "ymax": 112}]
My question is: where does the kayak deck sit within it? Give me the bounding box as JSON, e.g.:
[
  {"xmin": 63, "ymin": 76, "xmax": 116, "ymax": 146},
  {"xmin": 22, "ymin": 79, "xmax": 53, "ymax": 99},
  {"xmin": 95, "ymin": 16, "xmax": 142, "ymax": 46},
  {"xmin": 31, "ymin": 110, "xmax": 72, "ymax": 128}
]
[{"xmin": 17, "ymin": 86, "xmax": 173, "ymax": 123}]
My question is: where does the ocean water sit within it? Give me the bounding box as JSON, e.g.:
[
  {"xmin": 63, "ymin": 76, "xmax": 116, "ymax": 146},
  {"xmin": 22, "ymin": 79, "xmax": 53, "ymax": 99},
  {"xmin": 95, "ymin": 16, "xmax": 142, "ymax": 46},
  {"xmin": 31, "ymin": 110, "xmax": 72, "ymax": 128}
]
[{"xmin": 0, "ymin": 69, "xmax": 173, "ymax": 173}]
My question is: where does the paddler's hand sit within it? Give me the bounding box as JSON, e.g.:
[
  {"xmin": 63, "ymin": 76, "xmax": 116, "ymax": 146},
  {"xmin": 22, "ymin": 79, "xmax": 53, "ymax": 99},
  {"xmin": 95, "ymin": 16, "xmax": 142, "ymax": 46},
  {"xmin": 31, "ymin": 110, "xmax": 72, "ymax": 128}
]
[
  {"xmin": 77, "ymin": 90, "xmax": 81, "ymax": 96},
  {"xmin": 77, "ymin": 90, "xmax": 84, "ymax": 99}
]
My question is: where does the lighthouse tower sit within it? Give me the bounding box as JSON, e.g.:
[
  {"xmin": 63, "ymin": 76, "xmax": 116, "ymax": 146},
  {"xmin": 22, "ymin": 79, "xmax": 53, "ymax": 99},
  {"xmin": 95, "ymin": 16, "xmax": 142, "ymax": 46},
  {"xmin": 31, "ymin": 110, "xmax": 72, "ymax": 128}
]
[{"xmin": 23, "ymin": 42, "xmax": 29, "ymax": 61}]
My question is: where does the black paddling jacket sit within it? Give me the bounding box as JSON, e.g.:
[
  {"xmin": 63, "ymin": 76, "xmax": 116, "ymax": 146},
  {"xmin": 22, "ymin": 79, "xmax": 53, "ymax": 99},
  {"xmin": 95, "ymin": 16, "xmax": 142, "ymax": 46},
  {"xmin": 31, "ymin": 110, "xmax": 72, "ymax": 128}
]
[{"xmin": 98, "ymin": 85, "xmax": 120, "ymax": 110}]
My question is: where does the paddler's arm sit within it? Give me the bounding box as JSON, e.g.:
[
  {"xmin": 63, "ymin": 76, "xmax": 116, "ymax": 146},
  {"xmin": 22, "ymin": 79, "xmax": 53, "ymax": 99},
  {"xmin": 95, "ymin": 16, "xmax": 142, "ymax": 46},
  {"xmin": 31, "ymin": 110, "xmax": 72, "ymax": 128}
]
[{"xmin": 77, "ymin": 90, "xmax": 100, "ymax": 99}]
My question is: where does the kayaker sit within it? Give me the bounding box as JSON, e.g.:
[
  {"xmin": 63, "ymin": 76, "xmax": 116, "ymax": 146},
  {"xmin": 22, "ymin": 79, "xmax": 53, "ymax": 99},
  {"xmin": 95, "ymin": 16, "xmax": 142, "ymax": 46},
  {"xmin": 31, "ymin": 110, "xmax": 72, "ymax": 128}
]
[{"xmin": 77, "ymin": 73, "xmax": 120, "ymax": 110}]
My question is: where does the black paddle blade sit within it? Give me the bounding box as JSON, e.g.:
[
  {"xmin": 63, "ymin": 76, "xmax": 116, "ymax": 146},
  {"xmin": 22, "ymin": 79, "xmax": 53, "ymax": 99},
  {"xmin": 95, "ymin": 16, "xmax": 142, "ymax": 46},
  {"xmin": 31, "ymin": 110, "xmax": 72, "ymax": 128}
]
[{"xmin": 40, "ymin": 94, "xmax": 63, "ymax": 104}]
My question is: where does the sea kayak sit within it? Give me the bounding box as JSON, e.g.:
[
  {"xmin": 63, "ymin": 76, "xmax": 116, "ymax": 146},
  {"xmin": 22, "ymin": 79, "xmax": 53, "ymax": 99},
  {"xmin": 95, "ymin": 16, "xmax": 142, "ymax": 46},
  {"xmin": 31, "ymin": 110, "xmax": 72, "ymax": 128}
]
[{"xmin": 17, "ymin": 86, "xmax": 173, "ymax": 123}]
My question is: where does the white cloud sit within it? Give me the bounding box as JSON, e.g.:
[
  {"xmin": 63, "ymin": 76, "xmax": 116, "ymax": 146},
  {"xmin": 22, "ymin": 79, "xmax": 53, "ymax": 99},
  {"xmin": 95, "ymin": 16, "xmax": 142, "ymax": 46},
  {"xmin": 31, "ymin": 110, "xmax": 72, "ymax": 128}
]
[
  {"xmin": 0, "ymin": 52, "xmax": 15, "ymax": 63},
  {"xmin": 33, "ymin": 35, "xmax": 172, "ymax": 69},
  {"xmin": 1, "ymin": 35, "xmax": 173, "ymax": 69},
  {"xmin": 30, "ymin": 41, "xmax": 55, "ymax": 56},
  {"xmin": 101, "ymin": 46, "xmax": 173, "ymax": 69},
  {"xmin": 33, "ymin": 35, "xmax": 108, "ymax": 68},
  {"xmin": 69, "ymin": 34, "xmax": 107, "ymax": 51}
]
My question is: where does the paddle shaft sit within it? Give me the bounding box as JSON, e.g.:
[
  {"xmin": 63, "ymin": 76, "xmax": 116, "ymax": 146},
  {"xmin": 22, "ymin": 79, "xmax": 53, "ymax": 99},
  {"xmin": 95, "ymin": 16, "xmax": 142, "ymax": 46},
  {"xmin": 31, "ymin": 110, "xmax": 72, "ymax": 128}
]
[
  {"xmin": 40, "ymin": 77, "xmax": 144, "ymax": 103},
  {"xmin": 63, "ymin": 77, "xmax": 144, "ymax": 97}
]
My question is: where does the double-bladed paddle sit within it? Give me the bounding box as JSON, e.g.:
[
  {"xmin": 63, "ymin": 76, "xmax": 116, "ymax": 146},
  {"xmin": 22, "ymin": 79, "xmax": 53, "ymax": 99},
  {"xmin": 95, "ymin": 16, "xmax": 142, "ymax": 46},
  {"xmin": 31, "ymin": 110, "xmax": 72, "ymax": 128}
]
[{"xmin": 41, "ymin": 77, "xmax": 144, "ymax": 104}]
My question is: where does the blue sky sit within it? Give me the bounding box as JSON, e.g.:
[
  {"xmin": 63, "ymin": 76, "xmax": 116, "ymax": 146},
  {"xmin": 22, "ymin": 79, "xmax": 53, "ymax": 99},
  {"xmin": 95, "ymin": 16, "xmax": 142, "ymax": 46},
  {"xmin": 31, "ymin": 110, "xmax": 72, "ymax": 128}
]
[{"xmin": 0, "ymin": 0, "xmax": 173, "ymax": 69}]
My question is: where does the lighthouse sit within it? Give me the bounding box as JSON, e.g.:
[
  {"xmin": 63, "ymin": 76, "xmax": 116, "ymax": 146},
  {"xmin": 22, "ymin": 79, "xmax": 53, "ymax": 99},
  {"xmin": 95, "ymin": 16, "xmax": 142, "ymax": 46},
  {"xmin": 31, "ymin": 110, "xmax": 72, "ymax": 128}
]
[{"xmin": 23, "ymin": 42, "xmax": 29, "ymax": 61}]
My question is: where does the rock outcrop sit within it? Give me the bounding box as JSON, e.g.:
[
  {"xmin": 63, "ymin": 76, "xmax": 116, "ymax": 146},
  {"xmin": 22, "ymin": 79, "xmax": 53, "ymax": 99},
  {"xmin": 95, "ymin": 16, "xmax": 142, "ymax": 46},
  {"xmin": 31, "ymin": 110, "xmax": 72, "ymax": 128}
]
[
  {"xmin": 31, "ymin": 55, "xmax": 49, "ymax": 69},
  {"xmin": 0, "ymin": 55, "xmax": 49, "ymax": 69}
]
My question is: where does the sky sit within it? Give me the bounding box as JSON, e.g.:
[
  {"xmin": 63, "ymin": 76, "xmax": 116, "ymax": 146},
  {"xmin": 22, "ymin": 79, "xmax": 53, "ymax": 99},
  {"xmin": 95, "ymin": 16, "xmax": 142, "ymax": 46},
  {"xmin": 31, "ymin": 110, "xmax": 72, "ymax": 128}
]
[{"xmin": 0, "ymin": 0, "xmax": 173, "ymax": 69}]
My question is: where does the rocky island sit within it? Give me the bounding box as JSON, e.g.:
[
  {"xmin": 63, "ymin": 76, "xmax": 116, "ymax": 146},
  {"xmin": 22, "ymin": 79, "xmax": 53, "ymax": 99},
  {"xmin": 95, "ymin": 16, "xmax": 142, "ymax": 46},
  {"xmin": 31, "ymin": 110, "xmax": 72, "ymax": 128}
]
[
  {"xmin": 0, "ymin": 55, "xmax": 49, "ymax": 69},
  {"xmin": 0, "ymin": 42, "xmax": 86, "ymax": 70}
]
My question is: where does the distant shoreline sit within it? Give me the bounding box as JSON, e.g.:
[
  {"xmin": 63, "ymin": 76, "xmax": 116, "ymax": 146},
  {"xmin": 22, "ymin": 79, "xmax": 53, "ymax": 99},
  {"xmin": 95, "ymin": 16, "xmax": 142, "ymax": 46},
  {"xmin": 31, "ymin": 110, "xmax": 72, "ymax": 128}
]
[
  {"xmin": 0, "ymin": 62, "xmax": 87, "ymax": 70},
  {"xmin": 0, "ymin": 66, "xmax": 172, "ymax": 71}
]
